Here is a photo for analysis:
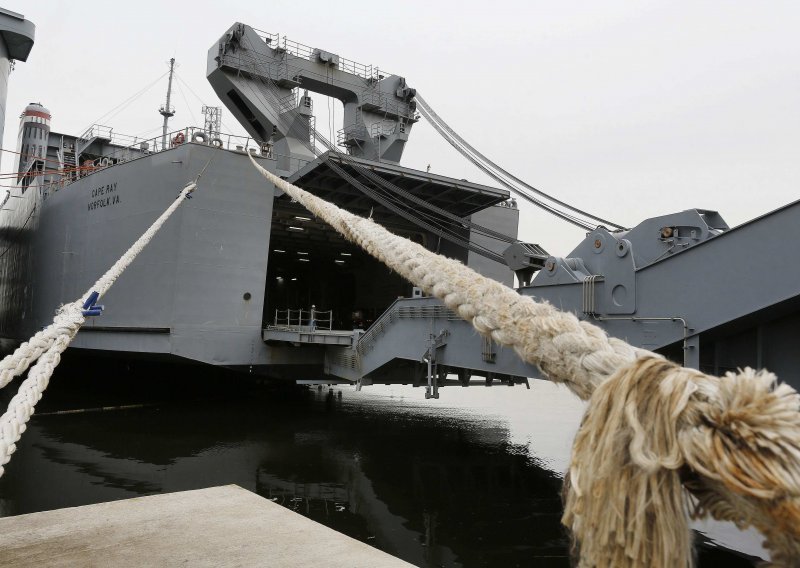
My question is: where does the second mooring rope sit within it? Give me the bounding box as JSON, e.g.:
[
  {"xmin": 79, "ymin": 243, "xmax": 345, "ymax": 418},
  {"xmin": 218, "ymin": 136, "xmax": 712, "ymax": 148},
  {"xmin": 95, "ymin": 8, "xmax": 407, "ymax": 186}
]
[
  {"xmin": 0, "ymin": 181, "xmax": 197, "ymax": 477},
  {"xmin": 250, "ymin": 154, "xmax": 800, "ymax": 567}
]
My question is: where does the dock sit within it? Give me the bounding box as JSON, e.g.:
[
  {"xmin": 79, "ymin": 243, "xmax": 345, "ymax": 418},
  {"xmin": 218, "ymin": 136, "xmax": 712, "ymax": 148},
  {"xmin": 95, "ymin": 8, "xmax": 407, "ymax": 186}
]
[{"xmin": 0, "ymin": 485, "xmax": 413, "ymax": 567}]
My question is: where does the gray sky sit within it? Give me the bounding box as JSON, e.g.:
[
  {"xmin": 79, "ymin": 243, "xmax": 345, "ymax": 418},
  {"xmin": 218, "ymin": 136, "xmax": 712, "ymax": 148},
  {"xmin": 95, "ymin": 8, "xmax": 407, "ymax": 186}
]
[{"xmin": 3, "ymin": 0, "xmax": 799, "ymax": 254}]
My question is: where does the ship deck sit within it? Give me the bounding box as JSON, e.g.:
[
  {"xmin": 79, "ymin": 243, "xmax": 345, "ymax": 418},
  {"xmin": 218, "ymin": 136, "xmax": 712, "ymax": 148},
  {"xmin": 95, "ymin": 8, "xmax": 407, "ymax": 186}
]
[{"xmin": 288, "ymin": 151, "xmax": 509, "ymax": 219}]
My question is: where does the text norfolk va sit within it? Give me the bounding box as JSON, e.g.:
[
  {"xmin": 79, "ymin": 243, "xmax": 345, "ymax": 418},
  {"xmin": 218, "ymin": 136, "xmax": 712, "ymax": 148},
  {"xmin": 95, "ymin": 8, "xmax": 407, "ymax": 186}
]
[{"xmin": 88, "ymin": 182, "xmax": 121, "ymax": 211}]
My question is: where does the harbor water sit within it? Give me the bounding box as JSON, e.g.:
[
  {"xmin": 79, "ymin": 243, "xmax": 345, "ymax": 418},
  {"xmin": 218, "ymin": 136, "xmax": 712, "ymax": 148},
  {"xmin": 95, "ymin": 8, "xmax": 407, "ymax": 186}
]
[{"xmin": 0, "ymin": 357, "xmax": 764, "ymax": 567}]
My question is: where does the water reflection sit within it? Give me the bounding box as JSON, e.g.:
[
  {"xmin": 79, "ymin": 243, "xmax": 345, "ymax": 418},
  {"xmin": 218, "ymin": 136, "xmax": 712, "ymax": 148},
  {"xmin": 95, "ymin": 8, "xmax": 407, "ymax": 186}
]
[{"xmin": 0, "ymin": 362, "xmax": 761, "ymax": 567}]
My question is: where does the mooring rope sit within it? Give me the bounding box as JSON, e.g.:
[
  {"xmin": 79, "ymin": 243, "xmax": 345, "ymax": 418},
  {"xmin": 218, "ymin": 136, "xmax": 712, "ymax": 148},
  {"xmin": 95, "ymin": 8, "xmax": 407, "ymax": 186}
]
[
  {"xmin": 250, "ymin": 155, "xmax": 800, "ymax": 567},
  {"xmin": 0, "ymin": 181, "xmax": 197, "ymax": 477}
]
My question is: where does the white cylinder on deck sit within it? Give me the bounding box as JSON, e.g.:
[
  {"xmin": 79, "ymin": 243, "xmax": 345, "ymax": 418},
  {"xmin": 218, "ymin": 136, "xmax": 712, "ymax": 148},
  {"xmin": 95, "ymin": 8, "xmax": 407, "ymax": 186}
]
[{"xmin": 15, "ymin": 102, "xmax": 51, "ymax": 174}]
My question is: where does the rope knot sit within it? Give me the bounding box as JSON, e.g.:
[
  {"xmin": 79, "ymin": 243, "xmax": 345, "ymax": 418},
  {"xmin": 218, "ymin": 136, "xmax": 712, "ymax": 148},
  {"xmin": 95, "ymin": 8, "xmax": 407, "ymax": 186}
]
[
  {"xmin": 565, "ymin": 357, "xmax": 800, "ymax": 566},
  {"xmin": 563, "ymin": 356, "xmax": 698, "ymax": 567},
  {"xmin": 679, "ymin": 369, "xmax": 800, "ymax": 565}
]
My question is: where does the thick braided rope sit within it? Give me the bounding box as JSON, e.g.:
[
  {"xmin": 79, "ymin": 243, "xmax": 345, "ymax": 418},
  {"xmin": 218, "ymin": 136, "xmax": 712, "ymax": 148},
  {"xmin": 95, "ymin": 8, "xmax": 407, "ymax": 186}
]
[
  {"xmin": 0, "ymin": 182, "xmax": 197, "ymax": 391},
  {"xmin": 0, "ymin": 334, "xmax": 69, "ymax": 476},
  {"xmin": 0, "ymin": 182, "xmax": 197, "ymax": 478},
  {"xmin": 250, "ymin": 156, "xmax": 800, "ymax": 566}
]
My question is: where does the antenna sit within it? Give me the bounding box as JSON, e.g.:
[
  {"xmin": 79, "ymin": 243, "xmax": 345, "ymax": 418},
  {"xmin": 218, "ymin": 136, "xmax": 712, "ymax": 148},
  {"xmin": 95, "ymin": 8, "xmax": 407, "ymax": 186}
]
[
  {"xmin": 202, "ymin": 105, "xmax": 222, "ymax": 138},
  {"xmin": 159, "ymin": 58, "xmax": 176, "ymax": 149}
]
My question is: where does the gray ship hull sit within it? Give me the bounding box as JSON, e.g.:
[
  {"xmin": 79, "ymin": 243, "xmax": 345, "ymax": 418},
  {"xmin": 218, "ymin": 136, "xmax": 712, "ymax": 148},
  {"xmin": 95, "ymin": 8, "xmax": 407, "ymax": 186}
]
[{"xmin": 11, "ymin": 144, "xmax": 274, "ymax": 368}]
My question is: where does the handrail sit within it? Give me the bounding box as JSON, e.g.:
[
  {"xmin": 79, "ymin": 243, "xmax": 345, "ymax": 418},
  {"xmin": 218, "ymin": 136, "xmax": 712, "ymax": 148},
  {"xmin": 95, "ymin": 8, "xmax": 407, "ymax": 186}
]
[
  {"xmin": 252, "ymin": 28, "xmax": 386, "ymax": 81},
  {"xmin": 273, "ymin": 307, "xmax": 333, "ymax": 331},
  {"xmin": 355, "ymin": 297, "xmax": 404, "ymax": 355},
  {"xmin": 40, "ymin": 125, "xmax": 312, "ymax": 199},
  {"xmin": 79, "ymin": 124, "xmax": 114, "ymax": 141}
]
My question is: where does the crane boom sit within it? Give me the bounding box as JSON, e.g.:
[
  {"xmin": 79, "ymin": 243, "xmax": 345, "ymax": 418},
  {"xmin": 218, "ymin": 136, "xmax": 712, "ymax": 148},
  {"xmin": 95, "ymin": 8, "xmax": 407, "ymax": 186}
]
[{"xmin": 207, "ymin": 23, "xmax": 418, "ymax": 172}]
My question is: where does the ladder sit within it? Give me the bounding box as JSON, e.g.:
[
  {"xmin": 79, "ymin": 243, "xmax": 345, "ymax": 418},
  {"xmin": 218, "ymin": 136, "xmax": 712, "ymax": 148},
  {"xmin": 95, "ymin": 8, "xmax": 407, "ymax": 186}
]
[{"xmin": 62, "ymin": 142, "xmax": 77, "ymax": 181}]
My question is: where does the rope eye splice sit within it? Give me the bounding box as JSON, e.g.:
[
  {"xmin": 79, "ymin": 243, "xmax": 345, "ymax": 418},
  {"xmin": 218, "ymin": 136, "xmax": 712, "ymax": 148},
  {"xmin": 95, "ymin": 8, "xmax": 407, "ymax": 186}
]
[
  {"xmin": 178, "ymin": 184, "xmax": 197, "ymax": 200},
  {"xmin": 81, "ymin": 291, "xmax": 104, "ymax": 317}
]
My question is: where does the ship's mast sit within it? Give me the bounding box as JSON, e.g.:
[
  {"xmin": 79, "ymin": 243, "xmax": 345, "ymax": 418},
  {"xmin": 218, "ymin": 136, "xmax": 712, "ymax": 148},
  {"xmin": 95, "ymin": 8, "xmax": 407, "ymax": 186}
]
[{"xmin": 159, "ymin": 58, "xmax": 176, "ymax": 149}]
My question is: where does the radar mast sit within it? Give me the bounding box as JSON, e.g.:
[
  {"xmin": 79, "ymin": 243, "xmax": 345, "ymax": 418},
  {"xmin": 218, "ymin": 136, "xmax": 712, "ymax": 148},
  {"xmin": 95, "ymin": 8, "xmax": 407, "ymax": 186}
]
[{"xmin": 159, "ymin": 58, "xmax": 176, "ymax": 149}]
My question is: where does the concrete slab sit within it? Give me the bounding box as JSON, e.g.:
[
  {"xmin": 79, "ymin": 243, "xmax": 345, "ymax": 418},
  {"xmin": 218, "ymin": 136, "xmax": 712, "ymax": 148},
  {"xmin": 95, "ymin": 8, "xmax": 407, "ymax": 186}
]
[{"xmin": 0, "ymin": 485, "xmax": 414, "ymax": 567}]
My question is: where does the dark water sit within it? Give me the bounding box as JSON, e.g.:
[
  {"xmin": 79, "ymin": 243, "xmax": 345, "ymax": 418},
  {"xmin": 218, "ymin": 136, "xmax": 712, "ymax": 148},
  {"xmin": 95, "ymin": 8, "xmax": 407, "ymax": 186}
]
[{"xmin": 0, "ymin": 358, "xmax": 763, "ymax": 567}]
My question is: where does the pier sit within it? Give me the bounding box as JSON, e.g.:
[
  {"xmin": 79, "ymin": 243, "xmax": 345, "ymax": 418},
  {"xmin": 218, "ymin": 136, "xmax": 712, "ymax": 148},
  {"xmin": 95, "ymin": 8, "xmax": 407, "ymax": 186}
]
[{"xmin": 0, "ymin": 485, "xmax": 412, "ymax": 567}]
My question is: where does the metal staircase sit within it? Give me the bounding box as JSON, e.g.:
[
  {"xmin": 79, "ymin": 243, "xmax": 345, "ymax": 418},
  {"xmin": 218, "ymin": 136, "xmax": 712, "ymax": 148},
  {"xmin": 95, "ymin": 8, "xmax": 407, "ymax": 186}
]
[
  {"xmin": 321, "ymin": 296, "xmax": 536, "ymax": 387},
  {"xmin": 62, "ymin": 141, "xmax": 77, "ymax": 181}
]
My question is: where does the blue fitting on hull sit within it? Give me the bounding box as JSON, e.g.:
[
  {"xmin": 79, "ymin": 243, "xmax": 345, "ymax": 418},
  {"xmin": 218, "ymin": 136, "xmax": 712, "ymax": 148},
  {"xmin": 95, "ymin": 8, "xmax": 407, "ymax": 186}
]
[
  {"xmin": 82, "ymin": 291, "xmax": 100, "ymax": 310},
  {"xmin": 81, "ymin": 291, "xmax": 104, "ymax": 317}
]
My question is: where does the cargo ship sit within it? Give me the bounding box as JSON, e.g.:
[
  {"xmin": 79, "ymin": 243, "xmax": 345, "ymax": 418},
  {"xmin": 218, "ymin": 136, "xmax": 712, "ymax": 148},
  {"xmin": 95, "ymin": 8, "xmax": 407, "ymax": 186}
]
[{"xmin": 0, "ymin": 16, "xmax": 798, "ymax": 396}]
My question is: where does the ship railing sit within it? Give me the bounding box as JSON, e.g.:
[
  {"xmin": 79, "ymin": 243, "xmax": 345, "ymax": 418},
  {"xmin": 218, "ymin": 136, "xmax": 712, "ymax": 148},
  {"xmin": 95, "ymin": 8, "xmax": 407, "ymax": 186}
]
[
  {"xmin": 217, "ymin": 51, "xmax": 291, "ymax": 82},
  {"xmin": 40, "ymin": 171, "xmax": 76, "ymax": 200},
  {"xmin": 79, "ymin": 124, "xmax": 115, "ymax": 142},
  {"xmin": 273, "ymin": 307, "xmax": 333, "ymax": 332},
  {"xmin": 278, "ymin": 90, "xmax": 299, "ymax": 114},
  {"xmin": 252, "ymin": 28, "xmax": 384, "ymax": 81},
  {"xmin": 78, "ymin": 125, "xmax": 151, "ymax": 157},
  {"xmin": 353, "ymin": 297, "xmax": 460, "ymax": 356},
  {"xmin": 81, "ymin": 126, "xmax": 255, "ymax": 157},
  {"xmin": 336, "ymin": 122, "xmax": 369, "ymax": 147},
  {"xmin": 359, "ymin": 88, "xmax": 415, "ymax": 121},
  {"xmin": 42, "ymin": 126, "xmax": 312, "ymax": 196},
  {"xmin": 355, "ymin": 299, "xmax": 400, "ymax": 356},
  {"xmin": 370, "ymin": 121, "xmax": 397, "ymax": 138},
  {"xmin": 308, "ymin": 115, "xmax": 317, "ymax": 147}
]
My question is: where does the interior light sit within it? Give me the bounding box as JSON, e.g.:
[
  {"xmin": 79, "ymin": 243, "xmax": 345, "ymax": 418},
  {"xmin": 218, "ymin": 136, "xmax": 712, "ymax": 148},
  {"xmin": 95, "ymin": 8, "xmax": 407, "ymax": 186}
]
[
  {"xmin": 340, "ymin": 252, "xmax": 351, "ymax": 256},
  {"xmin": 334, "ymin": 260, "xmax": 345, "ymax": 264},
  {"xmin": 290, "ymin": 277, "xmax": 297, "ymax": 281},
  {"xmin": 294, "ymin": 216, "xmax": 311, "ymax": 221},
  {"xmin": 298, "ymin": 258, "xmax": 310, "ymax": 262},
  {"xmin": 288, "ymin": 226, "xmax": 304, "ymax": 231},
  {"xmin": 297, "ymin": 251, "xmax": 308, "ymax": 255},
  {"xmin": 273, "ymin": 249, "xmax": 286, "ymax": 253}
]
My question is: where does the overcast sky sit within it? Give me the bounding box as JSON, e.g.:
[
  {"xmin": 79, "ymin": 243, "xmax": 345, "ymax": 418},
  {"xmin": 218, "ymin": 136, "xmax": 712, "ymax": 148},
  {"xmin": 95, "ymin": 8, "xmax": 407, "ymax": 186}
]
[{"xmin": 2, "ymin": 0, "xmax": 798, "ymax": 254}]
